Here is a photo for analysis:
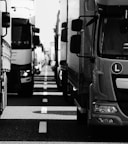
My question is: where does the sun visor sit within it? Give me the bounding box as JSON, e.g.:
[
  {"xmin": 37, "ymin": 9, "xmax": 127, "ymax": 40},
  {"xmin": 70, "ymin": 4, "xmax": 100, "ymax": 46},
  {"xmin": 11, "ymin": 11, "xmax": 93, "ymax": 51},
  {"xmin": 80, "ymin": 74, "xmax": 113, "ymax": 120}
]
[{"xmin": 95, "ymin": 0, "xmax": 128, "ymax": 6}]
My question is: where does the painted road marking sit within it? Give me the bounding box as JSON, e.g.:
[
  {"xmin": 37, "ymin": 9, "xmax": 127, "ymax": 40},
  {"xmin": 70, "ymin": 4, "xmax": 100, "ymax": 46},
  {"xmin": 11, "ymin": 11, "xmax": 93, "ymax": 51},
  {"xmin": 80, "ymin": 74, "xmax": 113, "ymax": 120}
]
[
  {"xmin": 42, "ymin": 98, "xmax": 48, "ymax": 103},
  {"xmin": 39, "ymin": 121, "xmax": 47, "ymax": 133},
  {"xmin": 1, "ymin": 106, "xmax": 76, "ymax": 120},
  {"xmin": 41, "ymin": 107, "xmax": 47, "ymax": 113},
  {"xmin": 33, "ymin": 91, "xmax": 63, "ymax": 96},
  {"xmin": 34, "ymin": 84, "xmax": 57, "ymax": 88}
]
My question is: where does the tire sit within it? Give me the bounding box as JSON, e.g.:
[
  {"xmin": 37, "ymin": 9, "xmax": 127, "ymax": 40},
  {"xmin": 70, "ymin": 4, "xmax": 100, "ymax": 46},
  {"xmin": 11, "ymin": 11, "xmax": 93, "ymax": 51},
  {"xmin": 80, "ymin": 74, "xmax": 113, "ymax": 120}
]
[
  {"xmin": 77, "ymin": 108, "xmax": 88, "ymax": 125},
  {"xmin": 26, "ymin": 82, "xmax": 33, "ymax": 96},
  {"xmin": 19, "ymin": 81, "xmax": 33, "ymax": 97},
  {"xmin": 56, "ymin": 68, "xmax": 62, "ymax": 90}
]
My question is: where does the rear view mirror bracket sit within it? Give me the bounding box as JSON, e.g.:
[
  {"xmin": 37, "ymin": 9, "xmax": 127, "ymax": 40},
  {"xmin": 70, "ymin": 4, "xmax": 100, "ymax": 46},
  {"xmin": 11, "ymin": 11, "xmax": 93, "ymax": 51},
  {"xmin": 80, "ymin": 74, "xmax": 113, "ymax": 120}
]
[{"xmin": 71, "ymin": 11, "xmax": 97, "ymax": 31}]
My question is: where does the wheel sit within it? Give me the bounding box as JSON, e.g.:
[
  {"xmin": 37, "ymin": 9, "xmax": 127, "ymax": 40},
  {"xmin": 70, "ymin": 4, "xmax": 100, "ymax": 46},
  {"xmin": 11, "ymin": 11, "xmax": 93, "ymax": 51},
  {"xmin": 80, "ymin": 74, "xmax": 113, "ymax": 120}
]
[
  {"xmin": 26, "ymin": 82, "xmax": 33, "ymax": 96},
  {"xmin": 19, "ymin": 81, "xmax": 33, "ymax": 97},
  {"xmin": 0, "ymin": 109, "xmax": 3, "ymax": 115},
  {"xmin": 77, "ymin": 108, "xmax": 88, "ymax": 125},
  {"xmin": 56, "ymin": 68, "xmax": 62, "ymax": 90}
]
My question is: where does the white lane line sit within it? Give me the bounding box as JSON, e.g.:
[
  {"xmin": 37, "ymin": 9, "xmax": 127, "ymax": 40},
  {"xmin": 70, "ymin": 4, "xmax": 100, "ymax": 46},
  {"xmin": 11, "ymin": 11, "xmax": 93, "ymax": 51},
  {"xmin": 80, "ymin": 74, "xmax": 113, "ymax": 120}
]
[
  {"xmin": 43, "ymin": 85, "xmax": 47, "ymax": 89},
  {"xmin": 33, "ymin": 91, "xmax": 63, "ymax": 96},
  {"xmin": 1, "ymin": 106, "xmax": 76, "ymax": 120},
  {"xmin": 42, "ymin": 98, "xmax": 48, "ymax": 103},
  {"xmin": 41, "ymin": 107, "xmax": 47, "ymax": 113},
  {"xmin": 43, "ymin": 65, "xmax": 48, "ymax": 92},
  {"xmin": 39, "ymin": 121, "xmax": 47, "ymax": 133},
  {"xmin": 44, "ymin": 82, "xmax": 47, "ymax": 85},
  {"xmin": 44, "ymin": 65, "xmax": 48, "ymax": 81},
  {"xmin": 34, "ymin": 84, "xmax": 57, "ymax": 88}
]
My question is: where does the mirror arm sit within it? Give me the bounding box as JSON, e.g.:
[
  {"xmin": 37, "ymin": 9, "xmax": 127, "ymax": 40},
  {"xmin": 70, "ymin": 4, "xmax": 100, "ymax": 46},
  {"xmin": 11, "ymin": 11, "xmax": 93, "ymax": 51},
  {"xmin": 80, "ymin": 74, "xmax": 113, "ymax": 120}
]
[{"xmin": 79, "ymin": 15, "xmax": 96, "ymax": 19}]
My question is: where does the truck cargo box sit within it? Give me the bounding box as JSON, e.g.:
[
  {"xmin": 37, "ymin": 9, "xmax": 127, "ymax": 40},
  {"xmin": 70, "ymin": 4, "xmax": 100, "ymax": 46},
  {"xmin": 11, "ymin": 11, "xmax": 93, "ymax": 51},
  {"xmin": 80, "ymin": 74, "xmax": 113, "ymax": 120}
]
[
  {"xmin": 2, "ymin": 39, "xmax": 11, "ymax": 71},
  {"xmin": 96, "ymin": 0, "xmax": 128, "ymax": 5}
]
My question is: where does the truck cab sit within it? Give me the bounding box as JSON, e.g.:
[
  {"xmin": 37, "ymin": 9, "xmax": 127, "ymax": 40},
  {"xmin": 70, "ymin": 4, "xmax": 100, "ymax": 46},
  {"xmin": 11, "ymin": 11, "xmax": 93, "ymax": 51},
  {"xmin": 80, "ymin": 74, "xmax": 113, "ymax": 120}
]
[
  {"xmin": 90, "ymin": 0, "xmax": 128, "ymax": 125},
  {"xmin": 61, "ymin": 0, "xmax": 128, "ymax": 126}
]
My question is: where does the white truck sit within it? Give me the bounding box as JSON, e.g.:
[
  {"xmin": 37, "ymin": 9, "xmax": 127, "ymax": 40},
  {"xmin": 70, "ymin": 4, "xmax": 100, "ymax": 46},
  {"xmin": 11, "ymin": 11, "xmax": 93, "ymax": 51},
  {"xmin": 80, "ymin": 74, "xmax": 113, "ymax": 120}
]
[
  {"xmin": 8, "ymin": 1, "xmax": 40, "ymax": 96},
  {"xmin": 34, "ymin": 43, "xmax": 45, "ymax": 74},
  {"xmin": 54, "ymin": 1, "xmax": 68, "ymax": 90},
  {"xmin": 57, "ymin": 0, "xmax": 128, "ymax": 126}
]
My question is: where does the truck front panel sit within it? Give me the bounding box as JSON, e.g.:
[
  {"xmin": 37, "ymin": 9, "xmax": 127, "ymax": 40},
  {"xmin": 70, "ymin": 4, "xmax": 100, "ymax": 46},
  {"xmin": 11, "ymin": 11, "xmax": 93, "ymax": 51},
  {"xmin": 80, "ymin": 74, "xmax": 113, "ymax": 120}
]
[
  {"xmin": 90, "ymin": 58, "xmax": 128, "ymax": 125},
  {"xmin": 90, "ymin": 5, "xmax": 128, "ymax": 125}
]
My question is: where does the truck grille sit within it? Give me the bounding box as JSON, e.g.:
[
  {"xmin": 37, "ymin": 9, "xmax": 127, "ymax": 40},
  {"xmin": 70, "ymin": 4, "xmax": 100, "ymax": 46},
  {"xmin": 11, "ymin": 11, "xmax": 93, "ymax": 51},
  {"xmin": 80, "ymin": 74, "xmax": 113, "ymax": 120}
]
[{"xmin": 112, "ymin": 74, "xmax": 128, "ymax": 116}]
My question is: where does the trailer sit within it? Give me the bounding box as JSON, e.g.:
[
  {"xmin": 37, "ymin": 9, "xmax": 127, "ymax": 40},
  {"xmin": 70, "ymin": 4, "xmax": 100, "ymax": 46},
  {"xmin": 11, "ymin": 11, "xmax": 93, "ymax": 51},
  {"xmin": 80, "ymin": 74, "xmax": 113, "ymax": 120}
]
[
  {"xmin": 0, "ymin": 0, "xmax": 11, "ymax": 114},
  {"xmin": 58, "ymin": 0, "xmax": 128, "ymax": 126},
  {"xmin": 54, "ymin": 1, "xmax": 68, "ymax": 90}
]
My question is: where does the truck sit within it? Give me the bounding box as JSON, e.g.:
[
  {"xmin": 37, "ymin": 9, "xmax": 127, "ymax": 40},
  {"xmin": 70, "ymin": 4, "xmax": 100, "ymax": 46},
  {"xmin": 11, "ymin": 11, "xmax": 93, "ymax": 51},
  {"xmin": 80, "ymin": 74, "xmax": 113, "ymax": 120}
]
[
  {"xmin": 8, "ymin": 6, "xmax": 39, "ymax": 96},
  {"xmin": 54, "ymin": 2, "xmax": 68, "ymax": 90},
  {"xmin": 56, "ymin": 0, "xmax": 128, "ymax": 126},
  {"xmin": 7, "ymin": 16, "xmax": 40, "ymax": 96},
  {"xmin": 0, "ymin": 0, "xmax": 11, "ymax": 114},
  {"xmin": 34, "ymin": 43, "xmax": 45, "ymax": 74}
]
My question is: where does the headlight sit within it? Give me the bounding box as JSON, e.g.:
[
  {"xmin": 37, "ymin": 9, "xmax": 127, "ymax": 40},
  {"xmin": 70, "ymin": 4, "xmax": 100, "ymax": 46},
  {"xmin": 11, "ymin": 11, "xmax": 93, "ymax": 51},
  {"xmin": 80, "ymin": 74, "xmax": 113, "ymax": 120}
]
[
  {"xmin": 94, "ymin": 104, "xmax": 117, "ymax": 114},
  {"xmin": 59, "ymin": 70, "xmax": 62, "ymax": 80},
  {"xmin": 35, "ymin": 65, "xmax": 39, "ymax": 69},
  {"xmin": 23, "ymin": 71, "xmax": 28, "ymax": 77}
]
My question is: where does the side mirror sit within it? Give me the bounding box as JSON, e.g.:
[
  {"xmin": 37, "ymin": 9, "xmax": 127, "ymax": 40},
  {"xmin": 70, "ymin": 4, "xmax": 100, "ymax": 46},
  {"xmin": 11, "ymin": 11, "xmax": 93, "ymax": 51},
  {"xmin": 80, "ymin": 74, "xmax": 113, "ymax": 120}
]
[
  {"xmin": 61, "ymin": 28, "xmax": 67, "ymax": 42},
  {"xmin": 33, "ymin": 35, "xmax": 40, "ymax": 46},
  {"xmin": 2, "ymin": 12, "xmax": 10, "ymax": 28},
  {"xmin": 61, "ymin": 22, "xmax": 67, "ymax": 28},
  {"xmin": 33, "ymin": 27, "xmax": 40, "ymax": 33},
  {"xmin": 70, "ymin": 35, "xmax": 81, "ymax": 53},
  {"xmin": 71, "ymin": 19, "xmax": 83, "ymax": 31}
]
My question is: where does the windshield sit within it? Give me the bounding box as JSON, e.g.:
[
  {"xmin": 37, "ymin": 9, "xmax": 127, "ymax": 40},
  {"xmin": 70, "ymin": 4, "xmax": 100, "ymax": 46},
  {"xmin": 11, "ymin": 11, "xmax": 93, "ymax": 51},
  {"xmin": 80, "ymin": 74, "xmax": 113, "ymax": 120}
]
[
  {"xmin": 98, "ymin": 17, "xmax": 128, "ymax": 59},
  {"xmin": 12, "ymin": 25, "xmax": 31, "ymax": 49}
]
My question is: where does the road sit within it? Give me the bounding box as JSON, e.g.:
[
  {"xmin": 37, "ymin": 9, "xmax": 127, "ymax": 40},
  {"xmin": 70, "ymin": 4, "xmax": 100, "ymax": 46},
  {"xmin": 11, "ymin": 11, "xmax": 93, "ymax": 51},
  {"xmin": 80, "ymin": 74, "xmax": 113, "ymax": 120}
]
[{"xmin": 0, "ymin": 65, "xmax": 127, "ymax": 144}]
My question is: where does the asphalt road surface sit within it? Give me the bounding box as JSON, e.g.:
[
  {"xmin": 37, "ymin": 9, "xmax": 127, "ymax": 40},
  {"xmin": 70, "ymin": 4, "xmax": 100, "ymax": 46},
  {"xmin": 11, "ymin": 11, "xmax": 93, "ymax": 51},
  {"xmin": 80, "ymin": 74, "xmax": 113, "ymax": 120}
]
[{"xmin": 0, "ymin": 65, "xmax": 127, "ymax": 144}]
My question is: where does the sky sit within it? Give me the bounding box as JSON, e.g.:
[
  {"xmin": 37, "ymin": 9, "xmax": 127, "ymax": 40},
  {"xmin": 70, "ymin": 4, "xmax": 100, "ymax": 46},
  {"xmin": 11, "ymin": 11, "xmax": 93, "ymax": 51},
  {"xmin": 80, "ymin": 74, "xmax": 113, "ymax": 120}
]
[{"xmin": 35, "ymin": 0, "xmax": 60, "ymax": 49}]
